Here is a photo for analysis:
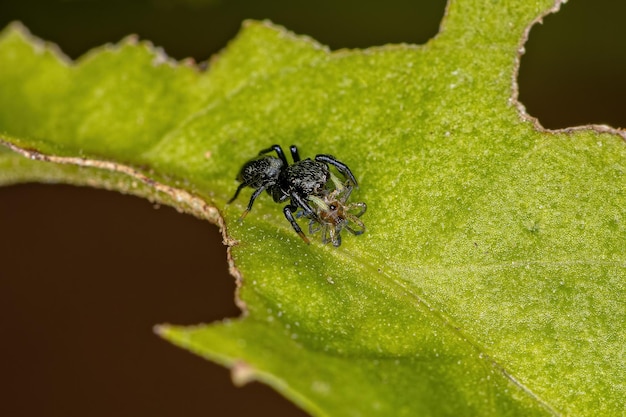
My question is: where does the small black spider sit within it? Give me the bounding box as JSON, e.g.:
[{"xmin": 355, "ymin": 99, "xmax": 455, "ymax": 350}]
[{"xmin": 227, "ymin": 144, "xmax": 358, "ymax": 244}]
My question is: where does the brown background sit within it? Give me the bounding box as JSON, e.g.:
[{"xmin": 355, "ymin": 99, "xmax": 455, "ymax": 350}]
[{"xmin": 1, "ymin": 0, "xmax": 625, "ymax": 416}]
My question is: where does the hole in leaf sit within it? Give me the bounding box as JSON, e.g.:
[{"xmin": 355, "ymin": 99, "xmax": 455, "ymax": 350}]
[
  {"xmin": 0, "ymin": 184, "xmax": 307, "ymax": 417},
  {"xmin": 519, "ymin": 0, "xmax": 626, "ymax": 129}
]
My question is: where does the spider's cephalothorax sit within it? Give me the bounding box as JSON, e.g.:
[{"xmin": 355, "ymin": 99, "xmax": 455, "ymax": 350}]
[
  {"xmin": 305, "ymin": 184, "xmax": 367, "ymax": 247},
  {"xmin": 228, "ymin": 144, "xmax": 358, "ymax": 244}
]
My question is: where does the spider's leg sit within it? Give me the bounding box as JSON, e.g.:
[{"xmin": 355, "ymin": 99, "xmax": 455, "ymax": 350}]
[
  {"xmin": 308, "ymin": 219, "xmax": 322, "ymax": 234},
  {"xmin": 344, "ymin": 214, "xmax": 366, "ymax": 235},
  {"xmin": 321, "ymin": 224, "xmax": 330, "ymax": 244},
  {"xmin": 227, "ymin": 182, "xmax": 247, "ymax": 204},
  {"xmin": 315, "ymin": 154, "xmax": 358, "ymax": 187},
  {"xmin": 259, "ymin": 144, "xmax": 288, "ymax": 165},
  {"xmin": 289, "ymin": 145, "xmax": 301, "ymax": 162},
  {"xmin": 350, "ymin": 202, "xmax": 367, "ymax": 217},
  {"xmin": 325, "ymin": 223, "xmax": 341, "ymax": 247},
  {"xmin": 240, "ymin": 186, "xmax": 266, "ymax": 219},
  {"xmin": 331, "ymin": 229, "xmax": 342, "ymax": 247},
  {"xmin": 283, "ymin": 204, "xmax": 310, "ymax": 244},
  {"xmin": 291, "ymin": 193, "xmax": 318, "ymax": 219}
]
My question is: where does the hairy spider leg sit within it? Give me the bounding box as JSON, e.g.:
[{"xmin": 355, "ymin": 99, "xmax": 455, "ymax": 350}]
[
  {"xmin": 289, "ymin": 144, "xmax": 301, "ymax": 162},
  {"xmin": 283, "ymin": 204, "xmax": 310, "ymax": 244},
  {"xmin": 343, "ymin": 214, "xmax": 366, "ymax": 235},
  {"xmin": 227, "ymin": 182, "xmax": 248, "ymax": 204},
  {"xmin": 329, "ymin": 228, "xmax": 341, "ymax": 247},
  {"xmin": 308, "ymin": 219, "xmax": 322, "ymax": 234},
  {"xmin": 314, "ymin": 154, "xmax": 358, "ymax": 187},
  {"xmin": 259, "ymin": 144, "xmax": 289, "ymax": 165},
  {"xmin": 319, "ymin": 221, "xmax": 341, "ymax": 247},
  {"xmin": 237, "ymin": 186, "xmax": 268, "ymax": 219},
  {"xmin": 226, "ymin": 174, "xmax": 274, "ymax": 218},
  {"xmin": 291, "ymin": 192, "xmax": 318, "ymax": 220},
  {"xmin": 341, "ymin": 202, "xmax": 367, "ymax": 235},
  {"xmin": 350, "ymin": 201, "xmax": 367, "ymax": 217}
]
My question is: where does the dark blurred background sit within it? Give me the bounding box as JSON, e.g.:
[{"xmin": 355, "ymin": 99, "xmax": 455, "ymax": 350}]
[{"xmin": 0, "ymin": 0, "xmax": 624, "ymax": 416}]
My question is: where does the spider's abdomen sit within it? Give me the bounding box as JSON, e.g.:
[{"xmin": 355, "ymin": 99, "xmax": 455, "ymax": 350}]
[
  {"xmin": 281, "ymin": 159, "xmax": 330, "ymax": 196},
  {"xmin": 237, "ymin": 156, "xmax": 283, "ymax": 189}
]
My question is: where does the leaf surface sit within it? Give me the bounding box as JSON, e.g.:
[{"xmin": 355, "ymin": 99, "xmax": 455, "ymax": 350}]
[{"xmin": 1, "ymin": 0, "xmax": 624, "ymax": 415}]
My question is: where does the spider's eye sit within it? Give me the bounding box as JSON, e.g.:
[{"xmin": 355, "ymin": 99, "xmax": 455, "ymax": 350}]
[{"xmin": 329, "ymin": 204, "xmax": 337, "ymax": 210}]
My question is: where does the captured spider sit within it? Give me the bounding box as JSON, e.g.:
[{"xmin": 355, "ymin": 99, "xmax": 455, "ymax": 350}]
[
  {"xmin": 301, "ymin": 183, "xmax": 367, "ymax": 247},
  {"xmin": 228, "ymin": 144, "xmax": 359, "ymax": 244}
]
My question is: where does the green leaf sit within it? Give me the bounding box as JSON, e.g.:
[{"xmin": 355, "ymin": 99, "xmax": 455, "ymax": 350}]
[{"xmin": 1, "ymin": 0, "xmax": 625, "ymax": 415}]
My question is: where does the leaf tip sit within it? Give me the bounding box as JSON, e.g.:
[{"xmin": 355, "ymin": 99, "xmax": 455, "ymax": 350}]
[
  {"xmin": 153, "ymin": 323, "xmax": 168, "ymax": 337},
  {"xmin": 0, "ymin": 20, "xmax": 73, "ymax": 66},
  {"xmin": 230, "ymin": 360, "xmax": 258, "ymax": 387},
  {"xmin": 240, "ymin": 18, "xmax": 330, "ymax": 53},
  {"xmin": 1, "ymin": 20, "xmax": 28, "ymax": 36}
]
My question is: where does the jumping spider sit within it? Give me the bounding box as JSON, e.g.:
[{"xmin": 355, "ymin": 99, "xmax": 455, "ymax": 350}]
[
  {"xmin": 302, "ymin": 183, "xmax": 367, "ymax": 247},
  {"xmin": 228, "ymin": 144, "xmax": 360, "ymax": 244}
]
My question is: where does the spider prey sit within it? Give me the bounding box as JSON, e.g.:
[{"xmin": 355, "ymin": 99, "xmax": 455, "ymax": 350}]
[
  {"xmin": 227, "ymin": 144, "xmax": 359, "ymax": 244},
  {"xmin": 302, "ymin": 183, "xmax": 367, "ymax": 247}
]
